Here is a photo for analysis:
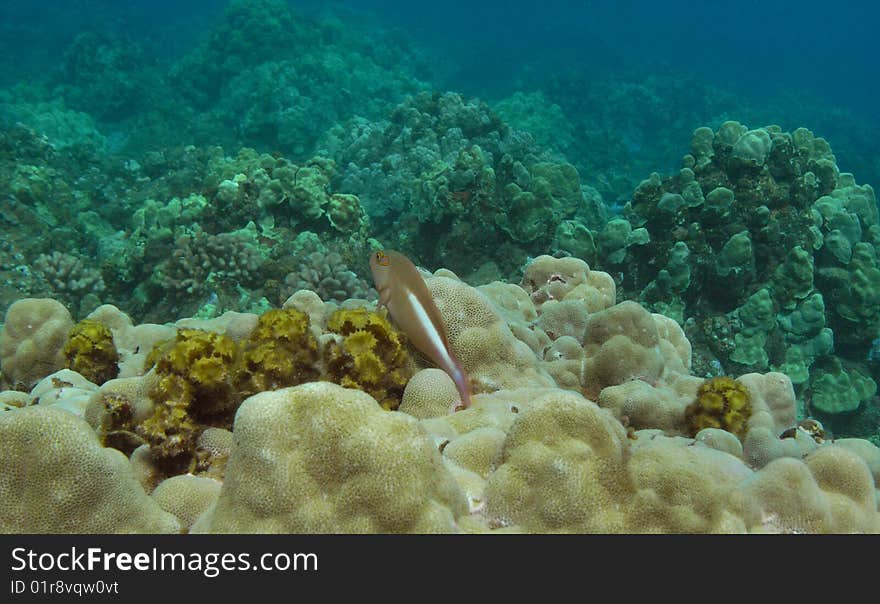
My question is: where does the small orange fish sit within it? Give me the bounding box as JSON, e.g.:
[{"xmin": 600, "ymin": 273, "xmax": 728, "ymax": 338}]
[{"xmin": 370, "ymin": 250, "xmax": 472, "ymax": 411}]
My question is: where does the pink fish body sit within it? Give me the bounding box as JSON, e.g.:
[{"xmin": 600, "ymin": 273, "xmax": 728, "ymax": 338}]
[{"xmin": 369, "ymin": 250, "xmax": 472, "ymax": 411}]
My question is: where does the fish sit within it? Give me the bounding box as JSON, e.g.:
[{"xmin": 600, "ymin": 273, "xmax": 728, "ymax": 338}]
[{"xmin": 369, "ymin": 249, "xmax": 472, "ymax": 411}]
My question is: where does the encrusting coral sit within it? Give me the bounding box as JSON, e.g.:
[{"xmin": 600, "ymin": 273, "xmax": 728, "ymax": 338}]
[
  {"xmin": 684, "ymin": 376, "xmax": 753, "ymax": 440},
  {"xmin": 63, "ymin": 318, "xmax": 120, "ymax": 385},
  {"xmin": 322, "ymin": 307, "xmax": 416, "ymax": 410},
  {"xmin": 235, "ymin": 307, "xmax": 321, "ymax": 399},
  {"xmin": 138, "ymin": 328, "xmax": 239, "ymax": 462}
]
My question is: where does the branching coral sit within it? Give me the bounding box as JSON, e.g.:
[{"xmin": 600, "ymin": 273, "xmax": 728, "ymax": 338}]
[
  {"xmin": 33, "ymin": 250, "xmax": 105, "ymax": 299},
  {"xmin": 154, "ymin": 229, "xmax": 263, "ymax": 297},
  {"xmin": 281, "ymin": 251, "xmax": 376, "ymax": 304}
]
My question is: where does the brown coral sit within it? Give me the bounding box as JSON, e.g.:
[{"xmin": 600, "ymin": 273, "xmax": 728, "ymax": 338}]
[
  {"xmin": 234, "ymin": 307, "xmax": 321, "ymax": 398},
  {"xmin": 63, "ymin": 319, "xmax": 120, "ymax": 385},
  {"xmin": 138, "ymin": 329, "xmax": 239, "ymax": 464},
  {"xmin": 322, "ymin": 307, "xmax": 415, "ymax": 410},
  {"xmin": 685, "ymin": 376, "xmax": 753, "ymax": 440}
]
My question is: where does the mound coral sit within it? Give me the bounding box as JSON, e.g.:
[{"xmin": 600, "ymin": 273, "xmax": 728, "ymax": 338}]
[
  {"xmin": 483, "ymin": 391, "xmax": 630, "ymax": 532},
  {"xmin": 151, "ymin": 474, "xmax": 222, "ymax": 531},
  {"xmin": 84, "ymin": 374, "xmax": 156, "ymax": 455},
  {"xmin": 0, "ymin": 406, "xmax": 179, "ymax": 533},
  {"xmin": 400, "ymin": 368, "xmax": 460, "ymax": 419},
  {"xmin": 168, "ymin": 0, "xmax": 426, "ymax": 155},
  {"xmin": 1, "ymin": 298, "xmax": 74, "ymax": 390},
  {"xmin": 195, "ymin": 382, "xmax": 467, "ymax": 533}
]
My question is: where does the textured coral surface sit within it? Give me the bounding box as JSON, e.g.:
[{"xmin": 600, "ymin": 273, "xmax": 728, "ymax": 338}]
[
  {"xmin": 0, "ymin": 1, "xmax": 878, "ymax": 533},
  {"xmin": 2, "ymin": 258, "xmax": 878, "ymax": 533}
]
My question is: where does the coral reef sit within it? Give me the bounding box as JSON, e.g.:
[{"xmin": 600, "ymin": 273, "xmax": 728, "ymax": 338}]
[
  {"xmin": 322, "ymin": 91, "xmax": 605, "ymax": 276},
  {"xmin": 1, "ymin": 0, "xmax": 879, "ymax": 533},
  {"xmin": 0, "ymin": 256, "xmax": 878, "ymax": 533},
  {"xmin": 493, "ymin": 91, "xmax": 577, "ymax": 164},
  {"xmin": 55, "ymin": 32, "xmax": 158, "ymax": 122},
  {"xmin": 0, "ymin": 123, "xmax": 380, "ymax": 323},
  {"xmin": 589, "ymin": 121, "xmax": 879, "ymax": 439},
  {"xmin": 168, "ymin": 0, "xmax": 427, "ymax": 155},
  {"xmin": 0, "ymin": 94, "xmax": 107, "ymax": 149}
]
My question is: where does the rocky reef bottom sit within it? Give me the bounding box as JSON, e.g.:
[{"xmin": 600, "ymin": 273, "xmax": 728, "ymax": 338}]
[{"xmin": 1, "ymin": 255, "xmax": 878, "ymax": 533}]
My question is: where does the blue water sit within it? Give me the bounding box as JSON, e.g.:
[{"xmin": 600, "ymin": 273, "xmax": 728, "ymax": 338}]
[
  {"xmin": 3, "ymin": 1, "xmax": 877, "ymax": 111},
  {"xmin": 353, "ymin": 0, "xmax": 878, "ymax": 116},
  {"xmin": 2, "ymin": 0, "xmax": 876, "ymax": 185}
]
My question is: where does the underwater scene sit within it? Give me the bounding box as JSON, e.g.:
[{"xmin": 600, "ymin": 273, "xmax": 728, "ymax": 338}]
[{"xmin": 0, "ymin": 0, "xmax": 878, "ymax": 534}]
